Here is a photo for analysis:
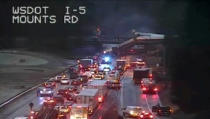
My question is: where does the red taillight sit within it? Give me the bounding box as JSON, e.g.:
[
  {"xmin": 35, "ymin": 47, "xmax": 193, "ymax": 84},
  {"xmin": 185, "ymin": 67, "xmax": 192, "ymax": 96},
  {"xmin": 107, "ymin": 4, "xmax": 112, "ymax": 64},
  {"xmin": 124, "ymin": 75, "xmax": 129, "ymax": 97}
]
[
  {"xmin": 142, "ymin": 87, "xmax": 147, "ymax": 91},
  {"xmin": 140, "ymin": 115, "xmax": 144, "ymax": 118},
  {"xmin": 30, "ymin": 111, "xmax": 35, "ymax": 114},
  {"xmin": 149, "ymin": 74, "xmax": 152, "ymax": 78},
  {"xmin": 149, "ymin": 115, "xmax": 153, "ymax": 118},
  {"xmin": 153, "ymin": 88, "xmax": 158, "ymax": 91},
  {"xmin": 98, "ymin": 96, "xmax": 103, "ymax": 102}
]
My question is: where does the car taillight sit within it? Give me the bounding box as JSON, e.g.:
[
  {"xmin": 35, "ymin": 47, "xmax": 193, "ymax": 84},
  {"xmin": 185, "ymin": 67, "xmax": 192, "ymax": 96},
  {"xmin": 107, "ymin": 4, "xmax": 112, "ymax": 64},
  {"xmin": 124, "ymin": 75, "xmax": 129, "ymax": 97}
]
[
  {"xmin": 98, "ymin": 96, "xmax": 103, "ymax": 102},
  {"xmin": 140, "ymin": 115, "xmax": 144, "ymax": 118},
  {"xmin": 49, "ymin": 99, "xmax": 54, "ymax": 103},
  {"xmin": 149, "ymin": 74, "xmax": 152, "ymax": 78},
  {"xmin": 30, "ymin": 111, "xmax": 35, "ymax": 114},
  {"xmin": 30, "ymin": 116, "xmax": 34, "ymax": 119},
  {"xmin": 142, "ymin": 87, "xmax": 147, "ymax": 91},
  {"xmin": 153, "ymin": 88, "xmax": 158, "ymax": 91},
  {"xmin": 149, "ymin": 115, "xmax": 153, "ymax": 118}
]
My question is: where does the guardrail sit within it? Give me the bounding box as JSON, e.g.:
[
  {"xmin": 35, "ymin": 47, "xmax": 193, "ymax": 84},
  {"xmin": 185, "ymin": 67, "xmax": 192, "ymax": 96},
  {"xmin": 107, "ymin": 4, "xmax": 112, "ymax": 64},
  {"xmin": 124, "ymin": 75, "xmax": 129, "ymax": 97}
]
[{"xmin": 0, "ymin": 64, "xmax": 77, "ymax": 109}]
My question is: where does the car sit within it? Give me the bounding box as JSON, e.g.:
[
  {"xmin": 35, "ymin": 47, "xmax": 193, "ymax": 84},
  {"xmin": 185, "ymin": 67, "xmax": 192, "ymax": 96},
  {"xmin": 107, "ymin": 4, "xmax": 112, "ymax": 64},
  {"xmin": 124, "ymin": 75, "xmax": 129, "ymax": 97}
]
[
  {"xmin": 140, "ymin": 78, "xmax": 154, "ymax": 88},
  {"xmin": 65, "ymin": 86, "xmax": 78, "ymax": 93},
  {"xmin": 93, "ymin": 74, "xmax": 103, "ymax": 80},
  {"xmin": 56, "ymin": 105, "xmax": 71, "ymax": 119},
  {"xmin": 139, "ymin": 111, "xmax": 153, "ymax": 119},
  {"xmin": 55, "ymin": 105, "xmax": 70, "ymax": 113},
  {"xmin": 28, "ymin": 110, "xmax": 38, "ymax": 119},
  {"xmin": 56, "ymin": 112, "xmax": 67, "ymax": 119},
  {"xmin": 60, "ymin": 78, "xmax": 70, "ymax": 85},
  {"xmin": 65, "ymin": 94, "xmax": 75, "ymax": 101},
  {"xmin": 37, "ymin": 87, "xmax": 53, "ymax": 97},
  {"xmin": 71, "ymin": 79, "xmax": 81, "ymax": 86},
  {"xmin": 70, "ymin": 72, "xmax": 78, "ymax": 79},
  {"xmin": 83, "ymin": 70, "xmax": 92, "ymax": 78},
  {"xmin": 152, "ymin": 104, "xmax": 173, "ymax": 116},
  {"xmin": 57, "ymin": 89, "xmax": 69, "ymax": 96},
  {"xmin": 109, "ymin": 71, "xmax": 115, "ymax": 77},
  {"xmin": 103, "ymin": 67, "xmax": 111, "ymax": 72},
  {"xmin": 43, "ymin": 98, "xmax": 56, "ymax": 107},
  {"xmin": 73, "ymin": 90, "xmax": 80, "ymax": 96},
  {"xmin": 42, "ymin": 82, "xmax": 56, "ymax": 89},
  {"xmin": 122, "ymin": 106, "xmax": 143, "ymax": 119},
  {"xmin": 63, "ymin": 101, "xmax": 75, "ymax": 109},
  {"xmin": 107, "ymin": 80, "xmax": 121, "ymax": 89},
  {"xmin": 93, "ymin": 72, "xmax": 104, "ymax": 80},
  {"xmin": 141, "ymin": 84, "xmax": 159, "ymax": 94},
  {"xmin": 78, "ymin": 75, "xmax": 88, "ymax": 83},
  {"xmin": 53, "ymin": 95, "xmax": 65, "ymax": 104},
  {"xmin": 55, "ymin": 75, "xmax": 63, "ymax": 82}
]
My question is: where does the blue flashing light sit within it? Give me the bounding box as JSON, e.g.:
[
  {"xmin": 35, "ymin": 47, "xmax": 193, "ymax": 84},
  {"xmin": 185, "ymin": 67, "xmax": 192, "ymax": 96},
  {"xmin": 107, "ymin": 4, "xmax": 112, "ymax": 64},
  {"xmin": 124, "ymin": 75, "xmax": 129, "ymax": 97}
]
[{"xmin": 104, "ymin": 57, "xmax": 110, "ymax": 62}]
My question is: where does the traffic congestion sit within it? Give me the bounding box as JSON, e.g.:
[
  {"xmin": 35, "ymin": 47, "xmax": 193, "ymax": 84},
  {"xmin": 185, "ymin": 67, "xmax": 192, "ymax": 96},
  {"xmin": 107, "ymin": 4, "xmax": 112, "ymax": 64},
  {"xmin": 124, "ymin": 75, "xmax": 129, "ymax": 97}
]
[{"xmin": 12, "ymin": 53, "xmax": 174, "ymax": 119}]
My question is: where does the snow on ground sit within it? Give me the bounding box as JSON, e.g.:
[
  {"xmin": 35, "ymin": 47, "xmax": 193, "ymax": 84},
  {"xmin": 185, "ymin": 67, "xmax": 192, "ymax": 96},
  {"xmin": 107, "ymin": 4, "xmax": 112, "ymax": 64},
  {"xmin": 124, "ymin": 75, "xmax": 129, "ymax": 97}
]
[
  {"xmin": 0, "ymin": 53, "xmax": 48, "ymax": 66},
  {"xmin": 0, "ymin": 51, "xmax": 75, "ymax": 104}
]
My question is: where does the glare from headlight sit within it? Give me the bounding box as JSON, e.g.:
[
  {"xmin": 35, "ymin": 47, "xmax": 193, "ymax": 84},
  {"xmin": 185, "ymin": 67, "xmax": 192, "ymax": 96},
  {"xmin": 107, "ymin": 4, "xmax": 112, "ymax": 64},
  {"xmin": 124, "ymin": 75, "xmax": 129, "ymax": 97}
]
[{"xmin": 129, "ymin": 110, "xmax": 134, "ymax": 115}]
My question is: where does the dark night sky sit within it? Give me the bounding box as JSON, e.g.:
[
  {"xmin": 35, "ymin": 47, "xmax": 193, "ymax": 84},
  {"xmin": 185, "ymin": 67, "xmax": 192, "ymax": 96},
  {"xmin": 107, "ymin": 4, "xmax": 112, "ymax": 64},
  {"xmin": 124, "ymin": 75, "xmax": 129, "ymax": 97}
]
[{"xmin": 0, "ymin": 0, "xmax": 188, "ymax": 38}]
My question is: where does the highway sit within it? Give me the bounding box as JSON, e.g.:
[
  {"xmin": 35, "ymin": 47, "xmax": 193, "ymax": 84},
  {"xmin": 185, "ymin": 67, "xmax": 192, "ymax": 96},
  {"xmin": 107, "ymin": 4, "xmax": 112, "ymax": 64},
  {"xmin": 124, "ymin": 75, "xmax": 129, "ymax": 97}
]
[
  {"xmin": 0, "ymin": 69, "xmax": 172, "ymax": 119},
  {"xmin": 89, "ymin": 70, "xmax": 172, "ymax": 119}
]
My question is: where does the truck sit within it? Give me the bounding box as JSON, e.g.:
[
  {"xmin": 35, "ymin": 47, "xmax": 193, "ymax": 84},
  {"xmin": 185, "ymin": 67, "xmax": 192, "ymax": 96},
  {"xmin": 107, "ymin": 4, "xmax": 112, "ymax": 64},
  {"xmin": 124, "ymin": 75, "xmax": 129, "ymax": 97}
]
[
  {"xmin": 133, "ymin": 68, "xmax": 152, "ymax": 84},
  {"xmin": 70, "ymin": 104, "xmax": 89, "ymax": 119},
  {"xmin": 116, "ymin": 59, "xmax": 126, "ymax": 73},
  {"xmin": 79, "ymin": 59, "xmax": 93, "ymax": 70},
  {"xmin": 87, "ymin": 80, "xmax": 107, "ymax": 102},
  {"xmin": 76, "ymin": 89, "xmax": 99, "ymax": 115}
]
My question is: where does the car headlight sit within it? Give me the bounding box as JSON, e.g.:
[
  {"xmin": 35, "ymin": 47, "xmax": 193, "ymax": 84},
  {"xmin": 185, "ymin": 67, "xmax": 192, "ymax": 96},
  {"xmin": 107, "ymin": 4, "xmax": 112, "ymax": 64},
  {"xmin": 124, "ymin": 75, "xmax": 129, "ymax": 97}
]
[
  {"xmin": 129, "ymin": 110, "xmax": 134, "ymax": 115},
  {"xmin": 47, "ymin": 91, "xmax": 52, "ymax": 93}
]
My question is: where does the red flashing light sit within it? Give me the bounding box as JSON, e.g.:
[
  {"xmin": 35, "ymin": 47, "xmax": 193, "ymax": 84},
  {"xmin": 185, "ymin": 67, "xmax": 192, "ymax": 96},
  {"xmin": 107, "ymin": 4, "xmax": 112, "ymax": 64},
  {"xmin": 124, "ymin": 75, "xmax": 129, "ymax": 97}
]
[{"xmin": 150, "ymin": 115, "xmax": 153, "ymax": 118}]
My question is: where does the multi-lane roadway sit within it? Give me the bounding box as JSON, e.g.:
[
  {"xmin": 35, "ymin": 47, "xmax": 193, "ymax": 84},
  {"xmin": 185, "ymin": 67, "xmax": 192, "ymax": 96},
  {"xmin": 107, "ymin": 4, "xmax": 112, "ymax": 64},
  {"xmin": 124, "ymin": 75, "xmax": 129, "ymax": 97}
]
[{"xmin": 0, "ymin": 69, "xmax": 172, "ymax": 119}]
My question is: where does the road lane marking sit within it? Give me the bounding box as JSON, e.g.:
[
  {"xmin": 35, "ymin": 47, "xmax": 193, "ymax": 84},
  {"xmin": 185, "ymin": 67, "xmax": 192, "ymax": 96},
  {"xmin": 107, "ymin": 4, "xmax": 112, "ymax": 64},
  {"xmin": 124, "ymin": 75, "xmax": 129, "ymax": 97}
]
[{"xmin": 145, "ymin": 95, "xmax": 160, "ymax": 119}]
